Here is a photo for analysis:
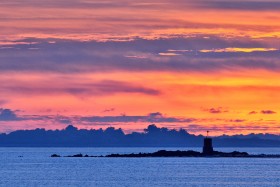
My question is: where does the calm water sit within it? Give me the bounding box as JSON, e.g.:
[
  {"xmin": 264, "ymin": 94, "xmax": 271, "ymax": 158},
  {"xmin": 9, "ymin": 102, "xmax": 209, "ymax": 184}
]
[{"xmin": 0, "ymin": 147, "xmax": 280, "ymax": 186}]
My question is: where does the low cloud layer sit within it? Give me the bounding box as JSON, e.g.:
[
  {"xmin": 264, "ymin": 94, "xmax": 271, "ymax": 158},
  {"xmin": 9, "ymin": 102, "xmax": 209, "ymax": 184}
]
[
  {"xmin": 185, "ymin": 124, "xmax": 278, "ymax": 134},
  {"xmin": 81, "ymin": 112, "xmax": 194, "ymax": 123},
  {"xmin": 0, "ymin": 107, "xmax": 279, "ymax": 135}
]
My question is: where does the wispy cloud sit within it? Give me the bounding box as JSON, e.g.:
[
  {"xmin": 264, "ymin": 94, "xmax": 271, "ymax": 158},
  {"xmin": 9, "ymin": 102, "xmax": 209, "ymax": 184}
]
[
  {"xmin": 80, "ymin": 112, "xmax": 194, "ymax": 123},
  {"xmin": 193, "ymin": 1, "xmax": 280, "ymax": 11},
  {"xmin": 102, "ymin": 108, "xmax": 115, "ymax": 113},
  {"xmin": 249, "ymin": 111, "xmax": 258, "ymax": 115},
  {"xmin": 158, "ymin": 52, "xmax": 181, "ymax": 56},
  {"xmin": 0, "ymin": 80, "xmax": 160, "ymax": 96},
  {"xmin": 184, "ymin": 124, "xmax": 277, "ymax": 134},
  {"xmin": 249, "ymin": 110, "xmax": 277, "ymax": 115},
  {"xmin": 204, "ymin": 107, "xmax": 228, "ymax": 114},
  {"xmin": 200, "ymin": 48, "xmax": 278, "ymax": 53}
]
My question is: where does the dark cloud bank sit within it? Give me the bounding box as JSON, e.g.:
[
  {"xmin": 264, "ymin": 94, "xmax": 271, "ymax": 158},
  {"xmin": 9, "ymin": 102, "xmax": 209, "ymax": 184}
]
[
  {"xmin": 0, "ymin": 108, "xmax": 21, "ymax": 121},
  {"xmin": 0, "ymin": 124, "xmax": 280, "ymax": 147},
  {"xmin": 1, "ymin": 108, "xmax": 279, "ymax": 147},
  {"xmin": 81, "ymin": 112, "xmax": 193, "ymax": 123}
]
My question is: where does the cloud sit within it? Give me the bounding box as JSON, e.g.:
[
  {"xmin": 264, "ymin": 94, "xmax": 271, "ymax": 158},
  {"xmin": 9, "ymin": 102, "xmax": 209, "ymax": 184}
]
[
  {"xmin": 2, "ymin": 0, "xmax": 280, "ymax": 12},
  {"xmin": 261, "ymin": 110, "xmax": 277, "ymax": 115},
  {"xmin": 0, "ymin": 108, "xmax": 20, "ymax": 121},
  {"xmin": 0, "ymin": 108, "xmax": 277, "ymax": 135},
  {"xmin": 204, "ymin": 107, "xmax": 228, "ymax": 114},
  {"xmin": 56, "ymin": 118, "xmax": 72, "ymax": 125},
  {"xmin": 184, "ymin": 124, "xmax": 274, "ymax": 134},
  {"xmin": 158, "ymin": 52, "xmax": 181, "ymax": 56},
  {"xmin": 103, "ymin": 108, "xmax": 115, "ymax": 113},
  {"xmin": 0, "ymin": 37, "xmax": 279, "ymax": 74},
  {"xmin": 0, "ymin": 1, "xmax": 125, "ymax": 9},
  {"xmin": 249, "ymin": 111, "xmax": 258, "ymax": 115},
  {"xmin": 80, "ymin": 112, "xmax": 194, "ymax": 123},
  {"xmin": 1, "ymin": 0, "xmax": 280, "ymax": 47},
  {"xmin": 228, "ymin": 119, "xmax": 245, "ymax": 123},
  {"xmin": 199, "ymin": 48, "xmax": 278, "ymax": 53},
  {"xmin": 0, "ymin": 80, "xmax": 160, "ymax": 96},
  {"xmin": 92, "ymin": 80, "xmax": 160, "ymax": 95},
  {"xmin": 194, "ymin": 1, "xmax": 280, "ymax": 11},
  {"xmin": 249, "ymin": 110, "xmax": 277, "ymax": 115}
]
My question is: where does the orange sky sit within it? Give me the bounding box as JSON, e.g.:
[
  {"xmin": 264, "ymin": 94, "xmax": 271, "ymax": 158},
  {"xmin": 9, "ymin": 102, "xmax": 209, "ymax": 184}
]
[{"xmin": 0, "ymin": 0, "xmax": 280, "ymax": 135}]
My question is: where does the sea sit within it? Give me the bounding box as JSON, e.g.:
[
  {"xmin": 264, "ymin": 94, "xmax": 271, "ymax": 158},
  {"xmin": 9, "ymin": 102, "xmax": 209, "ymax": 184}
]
[{"xmin": 0, "ymin": 147, "xmax": 280, "ymax": 187}]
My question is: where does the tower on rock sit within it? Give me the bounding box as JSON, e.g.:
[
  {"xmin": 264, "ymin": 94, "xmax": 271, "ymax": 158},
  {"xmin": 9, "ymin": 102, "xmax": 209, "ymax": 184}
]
[{"xmin": 202, "ymin": 131, "xmax": 214, "ymax": 155}]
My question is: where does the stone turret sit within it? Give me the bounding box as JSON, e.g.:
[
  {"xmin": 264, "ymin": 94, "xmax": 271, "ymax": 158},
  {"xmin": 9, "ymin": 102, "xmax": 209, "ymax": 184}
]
[{"xmin": 202, "ymin": 131, "xmax": 214, "ymax": 155}]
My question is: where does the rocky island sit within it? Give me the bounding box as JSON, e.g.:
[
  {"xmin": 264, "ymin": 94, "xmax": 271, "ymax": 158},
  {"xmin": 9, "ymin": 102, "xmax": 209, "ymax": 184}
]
[
  {"xmin": 51, "ymin": 136, "xmax": 280, "ymax": 158},
  {"xmin": 103, "ymin": 149, "xmax": 250, "ymax": 157}
]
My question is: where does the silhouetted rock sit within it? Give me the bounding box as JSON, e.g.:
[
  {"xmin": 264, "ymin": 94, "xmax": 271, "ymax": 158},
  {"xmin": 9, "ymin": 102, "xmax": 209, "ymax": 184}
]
[
  {"xmin": 51, "ymin": 150, "xmax": 280, "ymax": 158},
  {"xmin": 104, "ymin": 150, "xmax": 252, "ymax": 158},
  {"xmin": 103, "ymin": 137, "xmax": 263, "ymax": 157},
  {"xmin": 51, "ymin": 154, "xmax": 61, "ymax": 157},
  {"xmin": 50, "ymin": 136, "xmax": 279, "ymax": 158},
  {"xmin": 66, "ymin": 153, "xmax": 83, "ymax": 157}
]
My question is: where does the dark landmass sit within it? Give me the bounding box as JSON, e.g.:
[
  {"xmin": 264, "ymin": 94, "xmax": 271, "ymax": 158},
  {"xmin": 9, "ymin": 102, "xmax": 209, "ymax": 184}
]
[
  {"xmin": 104, "ymin": 150, "xmax": 250, "ymax": 157},
  {"xmin": 51, "ymin": 153, "xmax": 97, "ymax": 158},
  {"xmin": 50, "ymin": 136, "xmax": 280, "ymax": 158},
  {"xmin": 51, "ymin": 150, "xmax": 280, "ymax": 158},
  {"xmin": 1, "ymin": 124, "xmax": 280, "ymax": 147}
]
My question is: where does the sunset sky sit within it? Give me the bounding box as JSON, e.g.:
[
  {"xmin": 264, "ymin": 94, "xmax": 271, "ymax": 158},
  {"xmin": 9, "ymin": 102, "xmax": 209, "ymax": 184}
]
[{"xmin": 0, "ymin": 0, "xmax": 280, "ymax": 135}]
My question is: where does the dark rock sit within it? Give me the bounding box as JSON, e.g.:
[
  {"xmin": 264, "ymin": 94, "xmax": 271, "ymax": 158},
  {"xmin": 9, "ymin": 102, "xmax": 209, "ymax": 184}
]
[
  {"xmin": 105, "ymin": 150, "xmax": 253, "ymax": 158},
  {"xmin": 67, "ymin": 153, "xmax": 83, "ymax": 157},
  {"xmin": 51, "ymin": 154, "xmax": 61, "ymax": 157}
]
